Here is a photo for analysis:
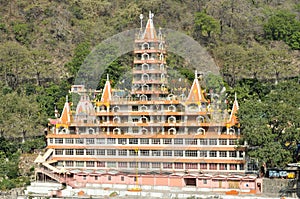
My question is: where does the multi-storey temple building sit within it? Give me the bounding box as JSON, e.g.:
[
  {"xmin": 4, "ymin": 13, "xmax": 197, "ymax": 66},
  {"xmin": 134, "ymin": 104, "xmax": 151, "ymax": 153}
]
[{"xmin": 34, "ymin": 11, "xmax": 261, "ymax": 196}]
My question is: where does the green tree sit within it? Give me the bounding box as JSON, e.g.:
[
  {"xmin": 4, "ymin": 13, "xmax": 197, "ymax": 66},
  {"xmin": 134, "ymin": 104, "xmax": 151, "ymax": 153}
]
[
  {"xmin": 193, "ymin": 11, "xmax": 220, "ymax": 43},
  {"xmin": 239, "ymin": 79, "xmax": 300, "ymax": 168},
  {"xmin": 264, "ymin": 10, "xmax": 300, "ymax": 49}
]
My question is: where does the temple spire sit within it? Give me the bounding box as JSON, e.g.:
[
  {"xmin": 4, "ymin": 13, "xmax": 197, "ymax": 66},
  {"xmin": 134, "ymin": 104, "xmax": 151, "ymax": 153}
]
[
  {"xmin": 228, "ymin": 93, "xmax": 239, "ymax": 125},
  {"xmin": 142, "ymin": 11, "xmax": 157, "ymax": 40},
  {"xmin": 186, "ymin": 72, "xmax": 207, "ymax": 104},
  {"xmin": 101, "ymin": 75, "xmax": 112, "ymax": 103}
]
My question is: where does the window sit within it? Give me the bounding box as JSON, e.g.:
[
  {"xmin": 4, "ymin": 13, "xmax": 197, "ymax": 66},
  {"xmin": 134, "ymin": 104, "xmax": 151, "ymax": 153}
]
[
  {"xmin": 83, "ymin": 175, "xmax": 86, "ymax": 180},
  {"xmin": 86, "ymin": 138, "xmax": 95, "ymax": 145},
  {"xmin": 199, "ymin": 139, "xmax": 208, "ymax": 145},
  {"xmin": 219, "ymin": 163, "xmax": 227, "ymax": 170},
  {"xmin": 229, "ymin": 151, "xmax": 237, "ymax": 157},
  {"xmin": 118, "ymin": 150, "xmax": 127, "ymax": 156},
  {"xmin": 219, "ymin": 151, "xmax": 227, "ymax": 157},
  {"xmin": 118, "ymin": 138, "xmax": 127, "ymax": 145},
  {"xmin": 107, "ymin": 138, "xmax": 116, "ymax": 144},
  {"xmin": 129, "ymin": 150, "xmax": 137, "ymax": 156},
  {"xmin": 129, "ymin": 138, "xmax": 138, "ymax": 144},
  {"xmin": 55, "ymin": 149, "xmax": 63, "ymax": 155},
  {"xmin": 86, "ymin": 161, "xmax": 94, "ymax": 167},
  {"xmin": 96, "ymin": 138, "xmax": 105, "ymax": 144},
  {"xmin": 230, "ymin": 164, "xmax": 237, "ymax": 170},
  {"xmin": 75, "ymin": 138, "xmax": 84, "ymax": 144},
  {"xmin": 174, "ymin": 163, "xmax": 183, "ymax": 169},
  {"xmin": 65, "ymin": 138, "xmax": 73, "ymax": 144},
  {"xmin": 219, "ymin": 139, "xmax": 227, "ymax": 145},
  {"xmin": 229, "ymin": 139, "xmax": 236, "ymax": 145},
  {"xmin": 199, "ymin": 151, "xmax": 207, "ymax": 157},
  {"xmin": 174, "ymin": 150, "xmax": 183, "ymax": 157},
  {"xmin": 107, "ymin": 162, "xmax": 116, "ymax": 168},
  {"xmin": 55, "ymin": 138, "xmax": 63, "ymax": 144},
  {"xmin": 209, "ymin": 163, "xmax": 217, "ymax": 170},
  {"xmin": 185, "ymin": 150, "xmax": 198, "ymax": 157},
  {"xmin": 140, "ymin": 150, "xmax": 150, "ymax": 156},
  {"xmin": 185, "ymin": 139, "xmax": 197, "ymax": 145},
  {"xmin": 174, "ymin": 138, "xmax": 183, "ymax": 145},
  {"xmin": 121, "ymin": 176, "xmax": 125, "ymax": 181},
  {"xmin": 86, "ymin": 149, "xmax": 95, "ymax": 155},
  {"xmin": 209, "ymin": 139, "xmax": 217, "ymax": 145},
  {"xmin": 49, "ymin": 138, "xmax": 53, "ymax": 144},
  {"xmin": 163, "ymin": 163, "xmax": 172, "ymax": 169},
  {"xmin": 129, "ymin": 162, "xmax": 137, "ymax": 168},
  {"xmin": 163, "ymin": 139, "xmax": 172, "ymax": 145},
  {"xmin": 96, "ymin": 161, "xmax": 105, "ymax": 167},
  {"xmin": 152, "ymin": 150, "xmax": 161, "ymax": 156},
  {"xmin": 96, "ymin": 149, "xmax": 105, "ymax": 155},
  {"xmin": 152, "ymin": 162, "xmax": 161, "ymax": 168},
  {"xmin": 209, "ymin": 151, "xmax": 217, "ymax": 157},
  {"xmin": 200, "ymin": 163, "xmax": 207, "ymax": 169},
  {"xmin": 163, "ymin": 150, "xmax": 172, "ymax": 156},
  {"xmin": 118, "ymin": 162, "xmax": 128, "ymax": 168},
  {"xmin": 141, "ymin": 162, "xmax": 150, "ymax": 168},
  {"xmin": 108, "ymin": 176, "xmax": 112, "ymax": 181},
  {"xmin": 75, "ymin": 149, "xmax": 84, "ymax": 155},
  {"xmin": 185, "ymin": 163, "xmax": 198, "ymax": 169},
  {"xmin": 76, "ymin": 161, "xmax": 84, "ymax": 167},
  {"xmin": 239, "ymin": 164, "xmax": 244, "ymax": 170},
  {"xmin": 203, "ymin": 179, "xmax": 207, "ymax": 184},
  {"xmin": 107, "ymin": 149, "xmax": 116, "ymax": 156},
  {"xmin": 65, "ymin": 161, "xmax": 73, "ymax": 167},
  {"xmin": 151, "ymin": 138, "xmax": 160, "ymax": 144},
  {"xmin": 140, "ymin": 138, "xmax": 149, "ymax": 144},
  {"xmin": 95, "ymin": 176, "xmax": 98, "ymax": 180},
  {"xmin": 65, "ymin": 149, "xmax": 74, "ymax": 155}
]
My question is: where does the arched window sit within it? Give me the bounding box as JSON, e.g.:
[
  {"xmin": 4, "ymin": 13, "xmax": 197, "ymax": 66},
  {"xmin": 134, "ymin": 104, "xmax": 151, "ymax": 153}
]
[
  {"xmin": 142, "ymin": 73, "xmax": 150, "ymax": 81},
  {"xmin": 140, "ymin": 105, "xmax": 148, "ymax": 112},
  {"xmin": 168, "ymin": 105, "xmax": 176, "ymax": 112},
  {"xmin": 142, "ymin": 63, "xmax": 149, "ymax": 71},
  {"xmin": 142, "ymin": 53, "xmax": 149, "ymax": 60},
  {"xmin": 196, "ymin": 116, "xmax": 205, "ymax": 123},
  {"xmin": 229, "ymin": 128, "xmax": 235, "ymax": 135},
  {"xmin": 161, "ymin": 74, "xmax": 166, "ymax": 82},
  {"xmin": 142, "ymin": 42, "xmax": 150, "ymax": 50},
  {"xmin": 140, "ymin": 116, "xmax": 148, "ymax": 123},
  {"xmin": 168, "ymin": 128, "xmax": 176, "ymax": 135},
  {"xmin": 141, "ymin": 128, "xmax": 148, "ymax": 134},
  {"xmin": 159, "ymin": 53, "xmax": 164, "ymax": 61},
  {"xmin": 88, "ymin": 128, "xmax": 95, "ymax": 134},
  {"xmin": 160, "ymin": 64, "xmax": 165, "ymax": 71},
  {"xmin": 159, "ymin": 42, "xmax": 164, "ymax": 50},
  {"xmin": 196, "ymin": 128, "xmax": 206, "ymax": 135},
  {"xmin": 112, "ymin": 106, "xmax": 120, "ymax": 112},
  {"xmin": 113, "ymin": 128, "xmax": 121, "ymax": 135},
  {"xmin": 168, "ymin": 116, "xmax": 176, "ymax": 123},
  {"xmin": 142, "ymin": 84, "xmax": 149, "ymax": 91},
  {"xmin": 140, "ymin": 94, "xmax": 148, "ymax": 101},
  {"xmin": 113, "ymin": 116, "xmax": 121, "ymax": 123}
]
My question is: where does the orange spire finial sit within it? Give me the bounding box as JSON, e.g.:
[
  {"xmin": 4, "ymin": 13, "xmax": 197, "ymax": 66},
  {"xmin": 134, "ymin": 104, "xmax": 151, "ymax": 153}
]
[
  {"xmin": 228, "ymin": 92, "xmax": 239, "ymax": 125},
  {"xmin": 186, "ymin": 72, "xmax": 207, "ymax": 104},
  {"xmin": 142, "ymin": 11, "xmax": 157, "ymax": 40},
  {"xmin": 101, "ymin": 75, "xmax": 112, "ymax": 103}
]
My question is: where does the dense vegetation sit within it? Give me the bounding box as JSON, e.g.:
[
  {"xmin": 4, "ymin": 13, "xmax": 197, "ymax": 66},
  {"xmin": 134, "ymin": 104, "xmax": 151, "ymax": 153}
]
[{"xmin": 0, "ymin": 0, "xmax": 299, "ymax": 190}]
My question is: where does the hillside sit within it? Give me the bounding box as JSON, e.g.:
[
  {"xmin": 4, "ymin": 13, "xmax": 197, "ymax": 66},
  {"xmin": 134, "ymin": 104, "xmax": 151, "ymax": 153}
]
[{"xmin": 0, "ymin": 0, "xmax": 299, "ymax": 191}]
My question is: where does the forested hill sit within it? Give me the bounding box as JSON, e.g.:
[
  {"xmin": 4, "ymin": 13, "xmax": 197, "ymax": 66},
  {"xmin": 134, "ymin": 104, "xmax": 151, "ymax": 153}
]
[{"xmin": 0, "ymin": 0, "xmax": 299, "ymax": 182}]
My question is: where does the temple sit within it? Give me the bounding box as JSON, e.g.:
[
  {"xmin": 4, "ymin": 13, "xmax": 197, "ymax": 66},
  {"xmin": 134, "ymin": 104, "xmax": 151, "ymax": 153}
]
[{"xmin": 34, "ymin": 11, "xmax": 262, "ymax": 196}]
